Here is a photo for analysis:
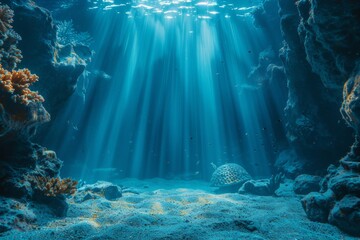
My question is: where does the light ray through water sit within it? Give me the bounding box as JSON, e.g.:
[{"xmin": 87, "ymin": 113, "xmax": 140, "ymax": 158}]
[{"xmin": 41, "ymin": 1, "xmax": 287, "ymax": 181}]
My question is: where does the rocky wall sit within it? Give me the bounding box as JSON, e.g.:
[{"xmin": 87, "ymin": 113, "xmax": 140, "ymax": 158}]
[
  {"xmin": 0, "ymin": 1, "xmax": 78, "ymax": 233},
  {"xmin": 276, "ymin": 0, "xmax": 360, "ymax": 236},
  {"xmin": 1, "ymin": 0, "xmax": 87, "ymax": 118},
  {"xmin": 275, "ymin": 0, "xmax": 353, "ymax": 176}
]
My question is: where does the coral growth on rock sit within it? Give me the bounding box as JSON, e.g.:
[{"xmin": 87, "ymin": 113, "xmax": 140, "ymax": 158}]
[
  {"xmin": 27, "ymin": 176, "xmax": 78, "ymax": 197},
  {"xmin": 341, "ymin": 70, "xmax": 360, "ymax": 134},
  {"xmin": 0, "ymin": 5, "xmax": 22, "ymax": 70},
  {"xmin": 0, "ymin": 1, "xmax": 74, "ymax": 232},
  {"xmin": 0, "ymin": 7, "xmax": 48, "ymax": 139},
  {"xmin": 0, "ymin": 0, "xmax": 90, "ymax": 118},
  {"xmin": 0, "ymin": 65, "xmax": 44, "ymax": 105}
]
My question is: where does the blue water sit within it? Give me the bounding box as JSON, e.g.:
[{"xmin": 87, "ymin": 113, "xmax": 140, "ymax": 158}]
[{"xmin": 40, "ymin": 0, "xmax": 286, "ymax": 181}]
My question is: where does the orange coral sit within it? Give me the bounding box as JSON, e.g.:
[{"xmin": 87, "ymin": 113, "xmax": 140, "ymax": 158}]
[
  {"xmin": 0, "ymin": 65, "xmax": 44, "ymax": 105},
  {"xmin": 27, "ymin": 176, "xmax": 78, "ymax": 197}
]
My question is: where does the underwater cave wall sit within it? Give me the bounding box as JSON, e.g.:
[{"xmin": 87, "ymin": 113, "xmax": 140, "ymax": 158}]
[
  {"xmin": 273, "ymin": 0, "xmax": 354, "ymax": 177},
  {"xmin": 0, "ymin": 1, "xmax": 79, "ymax": 233},
  {"xmin": 1, "ymin": 0, "xmax": 87, "ymax": 118},
  {"xmin": 276, "ymin": 0, "xmax": 360, "ymax": 236}
]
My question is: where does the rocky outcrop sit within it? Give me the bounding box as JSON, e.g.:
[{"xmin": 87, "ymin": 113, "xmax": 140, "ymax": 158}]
[
  {"xmin": 252, "ymin": 0, "xmax": 352, "ymax": 176},
  {"xmin": 276, "ymin": 0, "xmax": 353, "ymax": 175},
  {"xmin": 301, "ymin": 189, "xmax": 335, "ymax": 223},
  {"xmin": 297, "ymin": 0, "xmax": 360, "ymax": 89},
  {"xmin": 293, "ymin": 174, "xmax": 321, "ymax": 195},
  {"xmin": 251, "ymin": 0, "xmax": 360, "ymax": 235},
  {"xmin": 329, "ymin": 195, "xmax": 360, "ymax": 236},
  {"xmin": 310, "ymin": 76, "xmax": 360, "ymax": 234},
  {"xmin": 0, "ymin": 2, "xmax": 78, "ymax": 233},
  {"xmin": 276, "ymin": 0, "xmax": 360, "ymax": 236},
  {"xmin": 1, "ymin": 0, "xmax": 87, "ymax": 117}
]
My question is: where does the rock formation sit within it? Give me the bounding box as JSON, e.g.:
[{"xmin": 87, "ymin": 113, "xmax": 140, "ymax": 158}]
[
  {"xmin": 277, "ymin": 0, "xmax": 353, "ymax": 175},
  {"xmin": 274, "ymin": 0, "xmax": 360, "ymax": 236},
  {"xmin": 0, "ymin": 2, "xmax": 77, "ymax": 233},
  {"xmin": 1, "ymin": 0, "xmax": 89, "ymax": 117}
]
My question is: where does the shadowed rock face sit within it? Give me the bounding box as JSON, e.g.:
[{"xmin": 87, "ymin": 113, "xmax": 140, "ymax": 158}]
[
  {"xmin": 297, "ymin": 0, "xmax": 360, "ymax": 89},
  {"xmin": 0, "ymin": 1, "xmax": 78, "ymax": 232},
  {"xmin": 0, "ymin": 2, "xmax": 60, "ymax": 202},
  {"xmin": 1, "ymin": 0, "xmax": 86, "ymax": 117},
  {"xmin": 276, "ymin": 0, "xmax": 353, "ymax": 174},
  {"xmin": 280, "ymin": 0, "xmax": 360, "ymax": 236},
  {"xmin": 250, "ymin": 0, "xmax": 360, "ymax": 235}
]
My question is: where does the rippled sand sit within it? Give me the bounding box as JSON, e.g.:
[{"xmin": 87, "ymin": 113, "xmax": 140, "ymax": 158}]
[{"xmin": 1, "ymin": 179, "xmax": 356, "ymax": 240}]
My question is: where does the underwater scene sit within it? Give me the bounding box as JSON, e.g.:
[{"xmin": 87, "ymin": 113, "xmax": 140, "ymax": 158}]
[{"xmin": 0, "ymin": 0, "xmax": 360, "ymax": 239}]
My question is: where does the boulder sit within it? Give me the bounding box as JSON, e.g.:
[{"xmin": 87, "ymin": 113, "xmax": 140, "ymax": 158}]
[
  {"xmin": 239, "ymin": 179, "xmax": 272, "ymax": 196},
  {"xmin": 239, "ymin": 174, "xmax": 283, "ymax": 196},
  {"xmin": 328, "ymin": 171, "xmax": 360, "ymax": 199},
  {"xmin": 301, "ymin": 190, "xmax": 335, "ymax": 223},
  {"xmin": 77, "ymin": 181, "xmax": 122, "ymax": 201},
  {"xmin": 294, "ymin": 174, "xmax": 322, "ymax": 195},
  {"xmin": 329, "ymin": 195, "xmax": 360, "ymax": 237}
]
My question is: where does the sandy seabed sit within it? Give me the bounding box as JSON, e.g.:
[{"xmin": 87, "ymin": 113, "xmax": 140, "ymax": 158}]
[{"xmin": 1, "ymin": 179, "xmax": 356, "ymax": 240}]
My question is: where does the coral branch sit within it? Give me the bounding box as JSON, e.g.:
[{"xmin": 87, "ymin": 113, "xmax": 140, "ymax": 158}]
[
  {"xmin": 0, "ymin": 65, "xmax": 44, "ymax": 105},
  {"xmin": 27, "ymin": 176, "xmax": 78, "ymax": 197}
]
